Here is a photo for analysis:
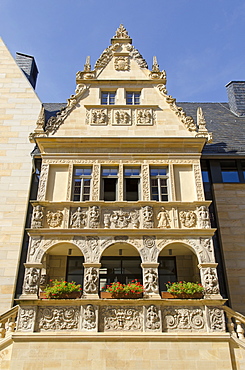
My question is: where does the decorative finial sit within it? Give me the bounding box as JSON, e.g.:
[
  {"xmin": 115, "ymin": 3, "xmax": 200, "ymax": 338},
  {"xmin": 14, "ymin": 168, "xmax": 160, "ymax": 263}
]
[
  {"xmin": 197, "ymin": 107, "xmax": 207, "ymax": 132},
  {"xmin": 113, "ymin": 24, "xmax": 131, "ymax": 39},
  {"xmin": 84, "ymin": 56, "xmax": 91, "ymax": 72},
  {"xmin": 152, "ymin": 56, "xmax": 160, "ymax": 72}
]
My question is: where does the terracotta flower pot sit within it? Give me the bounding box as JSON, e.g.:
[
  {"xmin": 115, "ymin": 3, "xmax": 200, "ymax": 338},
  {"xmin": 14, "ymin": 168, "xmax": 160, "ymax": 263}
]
[
  {"xmin": 100, "ymin": 291, "xmax": 143, "ymax": 299},
  {"xmin": 40, "ymin": 291, "xmax": 81, "ymax": 299},
  {"xmin": 161, "ymin": 291, "xmax": 203, "ymax": 299}
]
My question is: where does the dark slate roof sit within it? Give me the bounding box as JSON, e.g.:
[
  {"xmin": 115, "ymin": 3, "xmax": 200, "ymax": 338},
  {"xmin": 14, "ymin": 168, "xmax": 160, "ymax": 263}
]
[
  {"xmin": 43, "ymin": 103, "xmax": 66, "ymax": 122},
  {"xmin": 42, "ymin": 102, "xmax": 245, "ymax": 157},
  {"xmin": 180, "ymin": 102, "xmax": 245, "ymax": 156}
]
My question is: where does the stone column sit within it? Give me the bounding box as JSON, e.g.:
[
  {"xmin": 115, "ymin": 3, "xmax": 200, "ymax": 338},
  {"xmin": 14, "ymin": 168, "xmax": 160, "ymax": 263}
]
[
  {"xmin": 141, "ymin": 263, "xmax": 161, "ymax": 299},
  {"xmin": 19, "ymin": 263, "xmax": 43, "ymax": 299},
  {"xmin": 198, "ymin": 263, "xmax": 222, "ymax": 299},
  {"xmin": 83, "ymin": 263, "xmax": 101, "ymax": 299}
]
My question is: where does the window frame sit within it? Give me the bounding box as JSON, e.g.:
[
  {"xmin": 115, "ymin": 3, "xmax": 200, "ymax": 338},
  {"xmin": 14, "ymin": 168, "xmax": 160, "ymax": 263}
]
[
  {"xmin": 101, "ymin": 91, "xmax": 116, "ymax": 105},
  {"xmin": 72, "ymin": 167, "xmax": 92, "ymax": 202},
  {"xmin": 101, "ymin": 167, "xmax": 119, "ymax": 201},
  {"xmin": 150, "ymin": 167, "xmax": 169, "ymax": 201},
  {"xmin": 123, "ymin": 167, "xmax": 141, "ymax": 201},
  {"xmin": 126, "ymin": 91, "xmax": 141, "ymax": 105}
]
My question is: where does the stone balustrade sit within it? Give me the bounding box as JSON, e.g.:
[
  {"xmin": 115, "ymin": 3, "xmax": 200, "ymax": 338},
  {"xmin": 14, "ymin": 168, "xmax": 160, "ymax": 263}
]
[{"xmin": 0, "ymin": 305, "xmax": 19, "ymax": 339}]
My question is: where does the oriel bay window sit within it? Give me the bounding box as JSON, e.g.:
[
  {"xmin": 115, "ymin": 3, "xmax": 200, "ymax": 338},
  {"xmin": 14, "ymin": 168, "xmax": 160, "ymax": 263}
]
[
  {"xmin": 73, "ymin": 167, "xmax": 92, "ymax": 201},
  {"xmin": 150, "ymin": 167, "xmax": 168, "ymax": 201},
  {"xmin": 124, "ymin": 167, "xmax": 140, "ymax": 201},
  {"xmin": 101, "ymin": 167, "xmax": 118, "ymax": 201}
]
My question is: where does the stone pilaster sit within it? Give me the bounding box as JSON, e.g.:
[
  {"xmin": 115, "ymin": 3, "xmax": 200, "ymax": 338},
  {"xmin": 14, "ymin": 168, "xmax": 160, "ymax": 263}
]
[
  {"xmin": 83, "ymin": 263, "xmax": 101, "ymax": 299},
  {"xmin": 141, "ymin": 263, "xmax": 161, "ymax": 299}
]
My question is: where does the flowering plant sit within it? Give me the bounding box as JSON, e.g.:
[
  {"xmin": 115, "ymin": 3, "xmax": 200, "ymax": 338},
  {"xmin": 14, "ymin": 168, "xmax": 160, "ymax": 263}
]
[
  {"xmin": 102, "ymin": 280, "xmax": 144, "ymax": 295},
  {"xmin": 165, "ymin": 281, "xmax": 204, "ymax": 295},
  {"xmin": 44, "ymin": 279, "xmax": 82, "ymax": 299}
]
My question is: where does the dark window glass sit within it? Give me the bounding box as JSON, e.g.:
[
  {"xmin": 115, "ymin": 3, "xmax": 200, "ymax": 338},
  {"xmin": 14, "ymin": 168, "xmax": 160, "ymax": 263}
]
[
  {"xmin": 158, "ymin": 257, "xmax": 177, "ymax": 292},
  {"xmin": 124, "ymin": 167, "xmax": 140, "ymax": 201},
  {"xmin": 221, "ymin": 161, "xmax": 239, "ymax": 183},
  {"xmin": 66, "ymin": 256, "xmax": 84, "ymax": 286}
]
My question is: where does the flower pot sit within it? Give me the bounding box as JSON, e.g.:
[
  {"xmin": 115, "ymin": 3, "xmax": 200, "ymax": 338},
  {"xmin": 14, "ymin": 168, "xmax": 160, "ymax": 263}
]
[
  {"xmin": 161, "ymin": 291, "xmax": 203, "ymax": 299},
  {"xmin": 100, "ymin": 291, "xmax": 143, "ymax": 299},
  {"xmin": 40, "ymin": 291, "xmax": 81, "ymax": 299}
]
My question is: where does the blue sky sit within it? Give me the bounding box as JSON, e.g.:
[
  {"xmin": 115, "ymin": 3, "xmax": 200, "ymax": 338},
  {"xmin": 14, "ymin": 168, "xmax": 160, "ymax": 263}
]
[{"xmin": 1, "ymin": 0, "xmax": 244, "ymax": 103}]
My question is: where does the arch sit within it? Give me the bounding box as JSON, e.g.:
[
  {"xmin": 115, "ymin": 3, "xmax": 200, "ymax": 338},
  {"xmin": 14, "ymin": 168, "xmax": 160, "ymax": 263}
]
[
  {"xmin": 35, "ymin": 239, "xmax": 84, "ymax": 263},
  {"xmin": 157, "ymin": 239, "xmax": 201, "ymax": 263},
  {"xmin": 100, "ymin": 240, "xmax": 141, "ymax": 260}
]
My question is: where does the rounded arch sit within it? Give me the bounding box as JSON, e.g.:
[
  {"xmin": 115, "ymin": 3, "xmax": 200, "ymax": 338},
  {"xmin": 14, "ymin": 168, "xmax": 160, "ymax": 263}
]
[
  {"xmin": 157, "ymin": 239, "xmax": 201, "ymax": 263},
  {"xmin": 100, "ymin": 239, "xmax": 141, "ymax": 261},
  {"xmin": 36, "ymin": 240, "xmax": 84, "ymax": 263}
]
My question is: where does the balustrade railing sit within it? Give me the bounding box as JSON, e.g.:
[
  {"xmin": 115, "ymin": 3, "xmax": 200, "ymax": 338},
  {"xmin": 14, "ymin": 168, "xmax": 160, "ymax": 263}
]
[
  {"xmin": 223, "ymin": 306, "xmax": 245, "ymax": 340},
  {"xmin": 0, "ymin": 305, "xmax": 19, "ymax": 339}
]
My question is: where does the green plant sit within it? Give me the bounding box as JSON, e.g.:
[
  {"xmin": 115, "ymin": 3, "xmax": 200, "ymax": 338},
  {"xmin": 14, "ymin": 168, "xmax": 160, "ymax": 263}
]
[
  {"xmin": 102, "ymin": 280, "xmax": 144, "ymax": 295},
  {"xmin": 165, "ymin": 281, "xmax": 204, "ymax": 295},
  {"xmin": 44, "ymin": 279, "xmax": 82, "ymax": 299}
]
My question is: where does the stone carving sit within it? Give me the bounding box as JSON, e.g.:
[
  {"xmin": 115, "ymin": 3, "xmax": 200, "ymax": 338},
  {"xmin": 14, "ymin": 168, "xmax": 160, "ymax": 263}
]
[
  {"xmin": 136, "ymin": 110, "xmax": 152, "ymax": 125},
  {"xmin": 144, "ymin": 269, "xmax": 159, "ymax": 294},
  {"xmin": 17, "ymin": 307, "xmax": 35, "ymax": 331},
  {"xmin": 197, "ymin": 239, "xmax": 214, "ymax": 263},
  {"xmin": 146, "ymin": 305, "xmax": 161, "ymax": 331},
  {"xmin": 196, "ymin": 107, "xmax": 212, "ymax": 142},
  {"xmin": 157, "ymin": 84, "xmax": 196, "ymax": 132},
  {"xmin": 37, "ymin": 164, "xmax": 49, "ymax": 201},
  {"xmin": 38, "ymin": 307, "xmax": 79, "ymax": 331},
  {"xmin": 194, "ymin": 164, "xmax": 205, "ymax": 201},
  {"xmin": 46, "ymin": 210, "xmax": 63, "ymax": 228},
  {"xmin": 40, "ymin": 274, "xmax": 47, "ymax": 286},
  {"xmin": 149, "ymin": 56, "xmax": 166, "ymax": 81},
  {"xmin": 130, "ymin": 46, "xmax": 148, "ymax": 69},
  {"xmin": 23, "ymin": 268, "xmax": 40, "ymax": 295},
  {"xmin": 88, "ymin": 206, "xmax": 100, "ymax": 228},
  {"xmin": 114, "ymin": 56, "xmax": 129, "ymax": 71},
  {"xmin": 102, "ymin": 307, "xmax": 142, "ymax": 331},
  {"xmin": 141, "ymin": 236, "xmax": 158, "ymax": 262},
  {"xmin": 84, "ymin": 267, "xmax": 98, "ymax": 294},
  {"xmin": 142, "ymin": 164, "xmax": 150, "ymax": 201},
  {"xmin": 157, "ymin": 207, "xmax": 171, "ymax": 228},
  {"xmin": 113, "ymin": 24, "xmax": 131, "ymax": 39},
  {"xmin": 203, "ymin": 268, "xmax": 219, "ymax": 294},
  {"xmin": 70, "ymin": 207, "xmax": 87, "ymax": 228},
  {"xmin": 76, "ymin": 57, "xmax": 96, "ymax": 80},
  {"xmin": 103, "ymin": 209, "xmax": 139, "ymax": 229},
  {"xmin": 163, "ymin": 308, "xmax": 204, "ymax": 331},
  {"xmin": 28, "ymin": 238, "xmax": 42, "ymax": 259},
  {"xmin": 197, "ymin": 206, "xmax": 210, "ymax": 228},
  {"xmin": 83, "ymin": 305, "xmax": 96, "ymax": 330},
  {"xmin": 31, "ymin": 205, "xmax": 44, "ymax": 228},
  {"xmin": 91, "ymin": 164, "xmax": 100, "ymax": 201},
  {"xmin": 45, "ymin": 84, "xmax": 89, "ymax": 134},
  {"xmin": 85, "ymin": 237, "xmax": 100, "ymax": 263},
  {"xmin": 142, "ymin": 206, "xmax": 154, "ymax": 228},
  {"xmin": 114, "ymin": 110, "xmax": 130, "ymax": 125},
  {"xmin": 179, "ymin": 210, "xmax": 197, "ymax": 228},
  {"xmin": 91, "ymin": 109, "xmax": 107, "ymax": 125},
  {"xmin": 208, "ymin": 308, "xmax": 225, "ymax": 331}
]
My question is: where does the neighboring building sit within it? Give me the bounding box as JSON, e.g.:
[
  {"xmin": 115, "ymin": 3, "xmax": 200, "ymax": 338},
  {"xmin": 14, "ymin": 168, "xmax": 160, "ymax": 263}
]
[{"xmin": 1, "ymin": 25, "xmax": 245, "ymax": 369}]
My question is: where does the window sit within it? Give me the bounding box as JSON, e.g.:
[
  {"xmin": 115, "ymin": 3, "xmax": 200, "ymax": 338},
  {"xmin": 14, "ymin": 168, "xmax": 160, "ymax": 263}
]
[
  {"xmin": 221, "ymin": 161, "xmax": 239, "ymax": 183},
  {"xmin": 99, "ymin": 256, "xmax": 142, "ymax": 290},
  {"xmin": 150, "ymin": 167, "xmax": 168, "ymax": 201},
  {"xmin": 101, "ymin": 167, "xmax": 118, "ymax": 201},
  {"xmin": 101, "ymin": 91, "xmax": 116, "ymax": 105},
  {"xmin": 126, "ymin": 91, "xmax": 140, "ymax": 105},
  {"xmin": 124, "ymin": 167, "xmax": 140, "ymax": 201},
  {"xmin": 73, "ymin": 167, "xmax": 92, "ymax": 201},
  {"xmin": 66, "ymin": 256, "xmax": 84, "ymax": 286}
]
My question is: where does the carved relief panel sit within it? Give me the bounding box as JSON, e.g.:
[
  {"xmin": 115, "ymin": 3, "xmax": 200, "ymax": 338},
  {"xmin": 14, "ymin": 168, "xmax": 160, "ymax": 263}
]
[
  {"xmin": 136, "ymin": 109, "xmax": 153, "ymax": 125},
  {"xmin": 81, "ymin": 304, "xmax": 97, "ymax": 331},
  {"xmin": 17, "ymin": 306, "xmax": 37, "ymax": 332},
  {"xmin": 90, "ymin": 109, "xmax": 108, "ymax": 125},
  {"xmin": 112, "ymin": 109, "xmax": 131, "ymax": 125},
  {"xmin": 37, "ymin": 306, "xmax": 80, "ymax": 331},
  {"xmin": 100, "ymin": 306, "xmax": 143, "ymax": 332},
  {"xmin": 145, "ymin": 305, "xmax": 161, "ymax": 331},
  {"xmin": 163, "ymin": 307, "xmax": 205, "ymax": 332}
]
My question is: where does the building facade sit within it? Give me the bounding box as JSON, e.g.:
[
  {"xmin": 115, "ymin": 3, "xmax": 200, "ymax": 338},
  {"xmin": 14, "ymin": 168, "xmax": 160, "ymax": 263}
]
[{"xmin": 1, "ymin": 26, "xmax": 245, "ymax": 369}]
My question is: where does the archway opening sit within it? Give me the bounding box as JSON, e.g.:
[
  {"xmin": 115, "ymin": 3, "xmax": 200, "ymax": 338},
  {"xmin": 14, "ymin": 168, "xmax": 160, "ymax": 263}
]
[
  {"xmin": 158, "ymin": 243, "xmax": 199, "ymax": 292},
  {"xmin": 100, "ymin": 242, "xmax": 142, "ymax": 290},
  {"xmin": 43, "ymin": 242, "xmax": 84, "ymax": 286}
]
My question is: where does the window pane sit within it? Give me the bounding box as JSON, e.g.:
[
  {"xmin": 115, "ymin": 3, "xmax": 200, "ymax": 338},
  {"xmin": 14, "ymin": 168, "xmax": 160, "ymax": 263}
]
[
  {"xmin": 222, "ymin": 171, "xmax": 239, "ymax": 182},
  {"xmin": 102, "ymin": 168, "xmax": 118, "ymax": 176},
  {"xmin": 125, "ymin": 178, "xmax": 139, "ymax": 201},
  {"xmin": 202, "ymin": 170, "xmax": 210, "ymax": 183}
]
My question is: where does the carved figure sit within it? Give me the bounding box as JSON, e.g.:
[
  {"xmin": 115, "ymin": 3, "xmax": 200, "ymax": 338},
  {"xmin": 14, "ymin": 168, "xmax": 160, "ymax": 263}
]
[
  {"xmin": 142, "ymin": 206, "xmax": 154, "ymax": 228},
  {"xmin": 84, "ymin": 267, "xmax": 98, "ymax": 294},
  {"xmin": 114, "ymin": 111, "xmax": 130, "ymax": 125},
  {"xmin": 208, "ymin": 308, "xmax": 225, "ymax": 331},
  {"xmin": 203, "ymin": 268, "xmax": 219, "ymax": 294},
  {"xmin": 18, "ymin": 308, "xmax": 35, "ymax": 331},
  {"xmin": 88, "ymin": 206, "xmax": 100, "ymax": 228},
  {"xmin": 31, "ymin": 205, "xmax": 44, "ymax": 228},
  {"xmin": 157, "ymin": 207, "xmax": 171, "ymax": 228},
  {"xmin": 130, "ymin": 210, "xmax": 140, "ymax": 228},
  {"xmin": 137, "ymin": 110, "xmax": 152, "ymax": 125},
  {"xmin": 144, "ymin": 269, "xmax": 159, "ymax": 294},
  {"xmin": 91, "ymin": 110, "xmax": 107, "ymax": 125},
  {"xmin": 110, "ymin": 209, "xmax": 130, "ymax": 228},
  {"xmin": 23, "ymin": 268, "xmax": 40, "ymax": 294},
  {"xmin": 38, "ymin": 307, "xmax": 79, "ymax": 331},
  {"xmin": 164, "ymin": 308, "xmax": 204, "ymax": 331},
  {"xmin": 104, "ymin": 213, "xmax": 111, "ymax": 228},
  {"xmin": 103, "ymin": 307, "xmax": 142, "ymax": 331},
  {"xmin": 146, "ymin": 305, "xmax": 160, "ymax": 330},
  {"xmin": 114, "ymin": 56, "xmax": 129, "ymax": 71},
  {"xmin": 46, "ymin": 210, "xmax": 63, "ymax": 228},
  {"xmin": 70, "ymin": 207, "xmax": 87, "ymax": 228},
  {"xmin": 179, "ymin": 210, "xmax": 197, "ymax": 228},
  {"xmin": 197, "ymin": 206, "xmax": 210, "ymax": 228},
  {"xmin": 83, "ymin": 305, "xmax": 96, "ymax": 330}
]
